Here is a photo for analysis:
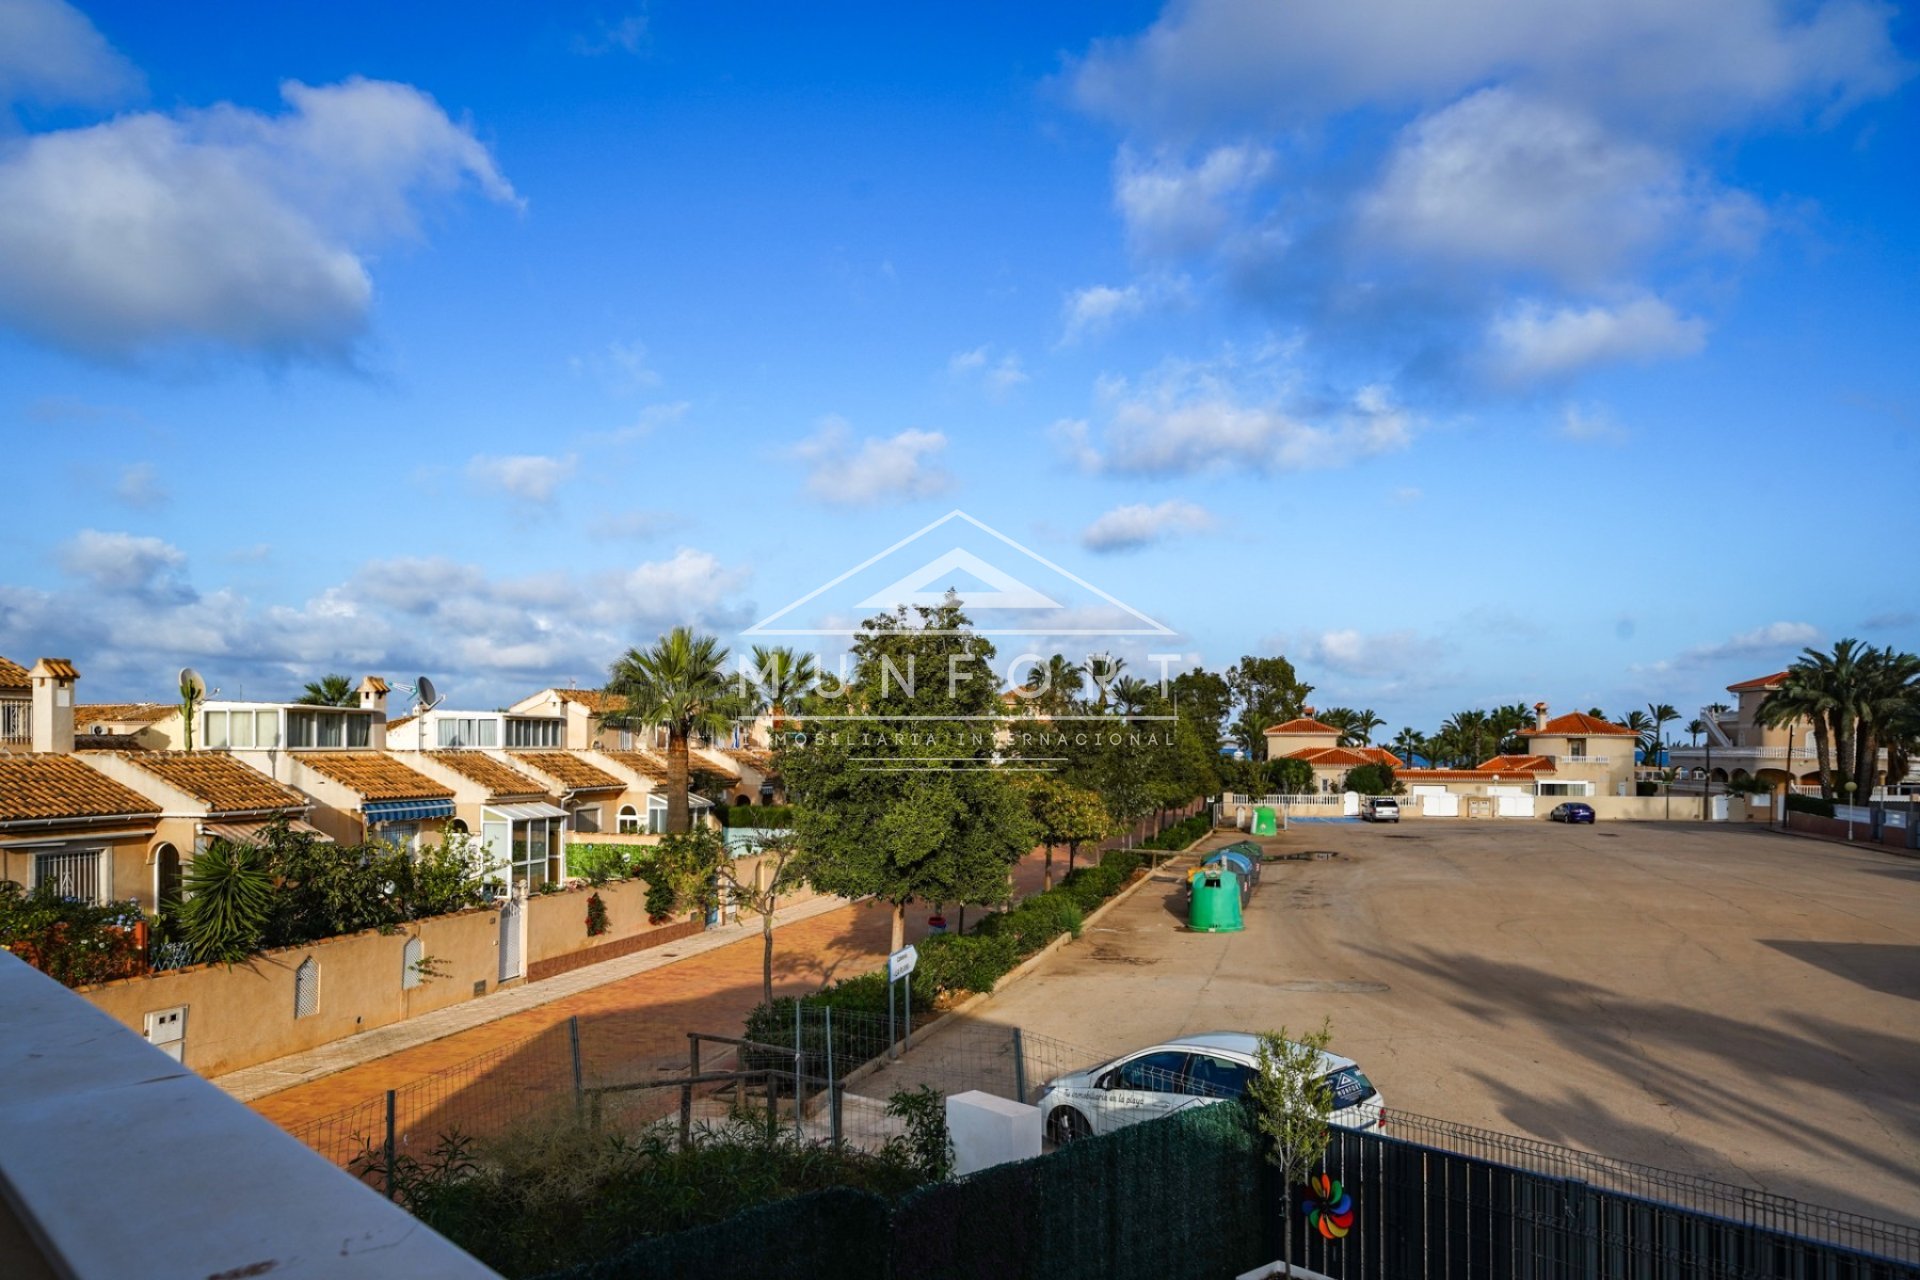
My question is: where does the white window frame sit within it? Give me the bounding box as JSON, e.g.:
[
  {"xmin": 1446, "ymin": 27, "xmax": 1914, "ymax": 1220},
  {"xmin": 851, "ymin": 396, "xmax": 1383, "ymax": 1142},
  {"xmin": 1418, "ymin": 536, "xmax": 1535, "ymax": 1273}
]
[
  {"xmin": 33, "ymin": 847, "xmax": 107, "ymax": 906},
  {"xmin": 617, "ymin": 805, "xmax": 640, "ymax": 835}
]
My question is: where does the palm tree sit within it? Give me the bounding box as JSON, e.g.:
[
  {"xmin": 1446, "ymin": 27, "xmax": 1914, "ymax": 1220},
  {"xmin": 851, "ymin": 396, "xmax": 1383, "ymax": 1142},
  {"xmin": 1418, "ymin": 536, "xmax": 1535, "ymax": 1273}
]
[
  {"xmin": 1646, "ymin": 702, "xmax": 1678, "ymax": 764},
  {"xmin": 1391, "ymin": 728, "xmax": 1423, "ymax": 767},
  {"xmin": 1084, "ymin": 654, "xmax": 1126, "ymax": 710},
  {"xmin": 605, "ymin": 628, "xmax": 732, "ymax": 833},
  {"xmin": 1686, "ymin": 718, "xmax": 1706, "ymax": 747},
  {"xmin": 747, "ymin": 645, "xmax": 817, "ymax": 733},
  {"xmin": 1318, "ymin": 707, "xmax": 1360, "ymax": 745},
  {"xmin": 295, "ymin": 674, "xmax": 356, "ymax": 707},
  {"xmin": 1109, "ymin": 676, "xmax": 1152, "ymax": 718},
  {"xmin": 1489, "ymin": 703, "xmax": 1533, "ymax": 755},
  {"xmin": 1022, "ymin": 653, "xmax": 1086, "ymax": 717},
  {"xmin": 1350, "ymin": 709, "xmax": 1385, "ymax": 746},
  {"xmin": 1619, "ymin": 710, "xmax": 1654, "ymax": 755},
  {"xmin": 1443, "ymin": 709, "xmax": 1490, "ymax": 766}
]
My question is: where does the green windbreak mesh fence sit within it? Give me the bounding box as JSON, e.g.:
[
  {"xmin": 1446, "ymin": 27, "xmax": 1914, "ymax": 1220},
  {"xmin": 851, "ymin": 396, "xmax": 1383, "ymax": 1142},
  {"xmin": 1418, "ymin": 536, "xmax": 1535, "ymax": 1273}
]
[
  {"xmin": 538, "ymin": 1104, "xmax": 1271, "ymax": 1280},
  {"xmin": 557, "ymin": 1185, "xmax": 892, "ymax": 1280},
  {"xmin": 891, "ymin": 1103, "xmax": 1271, "ymax": 1280}
]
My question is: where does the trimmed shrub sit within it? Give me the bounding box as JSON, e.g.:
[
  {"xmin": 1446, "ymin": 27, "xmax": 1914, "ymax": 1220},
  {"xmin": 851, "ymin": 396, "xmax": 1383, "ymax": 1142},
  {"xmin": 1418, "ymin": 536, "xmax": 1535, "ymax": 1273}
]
[
  {"xmin": 914, "ymin": 931, "xmax": 1019, "ymax": 997},
  {"xmin": 1786, "ymin": 792, "xmax": 1836, "ymax": 818},
  {"xmin": 1636, "ymin": 780, "xmax": 1659, "ymax": 797},
  {"xmin": 725, "ymin": 804, "xmax": 794, "ymax": 829},
  {"xmin": 567, "ymin": 843, "xmax": 637, "ymax": 885},
  {"xmin": 1141, "ymin": 814, "xmax": 1209, "ymax": 851}
]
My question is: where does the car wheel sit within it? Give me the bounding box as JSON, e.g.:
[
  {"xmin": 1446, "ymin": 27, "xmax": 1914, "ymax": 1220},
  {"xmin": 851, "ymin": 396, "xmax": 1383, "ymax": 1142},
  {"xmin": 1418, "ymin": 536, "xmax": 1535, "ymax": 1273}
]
[{"xmin": 1049, "ymin": 1107, "xmax": 1093, "ymax": 1145}]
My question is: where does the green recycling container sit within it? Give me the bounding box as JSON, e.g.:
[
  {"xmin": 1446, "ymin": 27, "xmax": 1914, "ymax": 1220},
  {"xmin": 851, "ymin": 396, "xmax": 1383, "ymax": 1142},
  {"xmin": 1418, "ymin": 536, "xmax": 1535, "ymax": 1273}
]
[
  {"xmin": 1252, "ymin": 806, "xmax": 1279, "ymax": 836},
  {"xmin": 1188, "ymin": 868, "xmax": 1244, "ymax": 932}
]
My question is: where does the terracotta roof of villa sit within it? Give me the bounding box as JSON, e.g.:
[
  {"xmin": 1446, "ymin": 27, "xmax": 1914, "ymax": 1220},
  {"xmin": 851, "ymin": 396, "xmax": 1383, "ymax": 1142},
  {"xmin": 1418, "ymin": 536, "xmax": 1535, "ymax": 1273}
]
[
  {"xmin": 718, "ymin": 746, "xmax": 778, "ymax": 776},
  {"xmin": 1284, "ymin": 746, "xmax": 1399, "ymax": 769},
  {"xmin": 422, "ymin": 751, "xmax": 551, "ymax": 801},
  {"xmin": 0, "ymin": 755, "xmax": 162, "ymax": 823},
  {"xmin": 1263, "ymin": 716, "xmax": 1341, "ymax": 736},
  {"xmin": 599, "ymin": 749, "xmax": 672, "ymax": 783},
  {"xmin": 106, "ymin": 751, "xmax": 306, "ymax": 814},
  {"xmin": 690, "ymin": 749, "xmax": 743, "ymax": 784},
  {"xmin": 296, "ymin": 752, "xmax": 453, "ymax": 802},
  {"xmin": 508, "ymin": 750, "xmax": 625, "ymax": 793},
  {"xmin": 1525, "ymin": 713, "xmax": 1638, "ymax": 737},
  {"xmin": 1727, "ymin": 670, "xmax": 1792, "ymax": 692},
  {"xmin": 554, "ymin": 689, "xmax": 628, "ymax": 714},
  {"xmin": 0, "ymin": 655, "xmax": 29, "ymax": 691},
  {"xmin": 1475, "ymin": 754, "xmax": 1557, "ymax": 774},
  {"xmin": 385, "ymin": 713, "xmax": 417, "ymax": 737},
  {"xmin": 77, "ymin": 703, "xmax": 175, "ymax": 726}
]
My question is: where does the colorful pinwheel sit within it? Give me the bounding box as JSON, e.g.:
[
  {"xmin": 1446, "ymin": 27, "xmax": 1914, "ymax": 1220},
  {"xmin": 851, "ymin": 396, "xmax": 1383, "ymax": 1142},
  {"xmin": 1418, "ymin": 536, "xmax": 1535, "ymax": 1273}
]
[{"xmin": 1302, "ymin": 1171, "xmax": 1355, "ymax": 1241}]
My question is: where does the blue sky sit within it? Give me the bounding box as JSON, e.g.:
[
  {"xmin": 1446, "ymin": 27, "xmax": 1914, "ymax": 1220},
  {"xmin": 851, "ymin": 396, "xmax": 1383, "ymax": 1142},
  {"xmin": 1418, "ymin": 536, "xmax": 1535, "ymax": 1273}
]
[{"xmin": 1, "ymin": 0, "xmax": 1916, "ymax": 733}]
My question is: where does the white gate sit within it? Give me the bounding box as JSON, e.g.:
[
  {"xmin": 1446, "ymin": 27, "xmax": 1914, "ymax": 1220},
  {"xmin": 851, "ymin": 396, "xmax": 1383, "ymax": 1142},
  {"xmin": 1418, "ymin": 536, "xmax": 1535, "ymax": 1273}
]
[
  {"xmin": 498, "ymin": 898, "xmax": 524, "ymax": 983},
  {"xmin": 1496, "ymin": 795, "xmax": 1536, "ymax": 819},
  {"xmin": 143, "ymin": 1007, "xmax": 186, "ymax": 1062}
]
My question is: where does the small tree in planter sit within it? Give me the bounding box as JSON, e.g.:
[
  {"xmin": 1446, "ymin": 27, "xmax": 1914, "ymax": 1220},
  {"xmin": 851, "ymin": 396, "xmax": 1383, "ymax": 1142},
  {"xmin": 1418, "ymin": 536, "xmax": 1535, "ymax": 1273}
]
[
  {"xmin": 584, "ymin": 892, "xmax": 610, "ymax": 937},
  {"xmin": 1247, "ymin": 1021, "xmax": 1336, "ymax": 1279}
]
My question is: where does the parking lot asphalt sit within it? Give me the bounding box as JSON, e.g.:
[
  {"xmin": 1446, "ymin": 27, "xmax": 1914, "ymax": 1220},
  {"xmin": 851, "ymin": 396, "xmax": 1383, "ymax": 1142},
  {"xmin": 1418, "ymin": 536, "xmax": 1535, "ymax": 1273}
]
[{"xmin": 963, "ymin": 820, "xmax": 1920, "ymax": 1225}]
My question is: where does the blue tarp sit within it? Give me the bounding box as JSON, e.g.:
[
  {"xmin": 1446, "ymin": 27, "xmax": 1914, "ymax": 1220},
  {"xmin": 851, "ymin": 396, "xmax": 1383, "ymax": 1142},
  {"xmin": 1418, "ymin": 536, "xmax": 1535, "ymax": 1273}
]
[{"xmin": 363, "ymin": 798, "xmax": 456, "ymax": 823}]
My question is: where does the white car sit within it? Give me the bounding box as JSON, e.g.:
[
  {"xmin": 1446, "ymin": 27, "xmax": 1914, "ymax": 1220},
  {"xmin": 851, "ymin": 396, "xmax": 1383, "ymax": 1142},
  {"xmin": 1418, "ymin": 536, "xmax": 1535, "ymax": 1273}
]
[
  {"xmin": 1361, "ymin": 797, "xmax": 1400, "ymax": 822},
  {"xmin": 1033, "ymin": 1031, "xmax": 1385, "ymax": 1145}
]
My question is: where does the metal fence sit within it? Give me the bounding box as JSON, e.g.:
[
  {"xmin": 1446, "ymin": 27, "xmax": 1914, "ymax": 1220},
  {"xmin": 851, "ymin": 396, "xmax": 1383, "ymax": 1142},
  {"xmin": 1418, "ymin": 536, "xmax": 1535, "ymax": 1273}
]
[{"xmin": 282, "ymin": 1008, "xmax": 1920, "ymax": 1278}]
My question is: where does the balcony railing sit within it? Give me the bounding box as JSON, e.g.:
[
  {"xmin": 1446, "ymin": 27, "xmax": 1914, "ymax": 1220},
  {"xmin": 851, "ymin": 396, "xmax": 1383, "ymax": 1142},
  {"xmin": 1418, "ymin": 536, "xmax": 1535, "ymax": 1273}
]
[
  {"xmin": 1549, "ymin": 755, "xmax": 1610, "ymax": 767},
  {"xmin": 1, "ymin": 697, "xmax": 28, "ymax": 744}
]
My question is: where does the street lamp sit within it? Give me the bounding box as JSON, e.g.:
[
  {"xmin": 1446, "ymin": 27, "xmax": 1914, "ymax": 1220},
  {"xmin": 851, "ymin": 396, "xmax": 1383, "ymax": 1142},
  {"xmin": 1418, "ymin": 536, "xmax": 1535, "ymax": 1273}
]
[{"xmin": 1845, "ymin": 781, "xmax": 1858, "ymax": 841}]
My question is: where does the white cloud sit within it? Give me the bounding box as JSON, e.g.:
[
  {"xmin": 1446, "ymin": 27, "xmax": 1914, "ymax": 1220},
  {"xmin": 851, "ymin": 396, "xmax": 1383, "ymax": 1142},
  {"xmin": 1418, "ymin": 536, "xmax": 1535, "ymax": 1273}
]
[
  {"xmin": 587, "ymin": 509, "xmax": 672, "ymax": 541},
  {"xmin": 796, "ymin": 419, "xmax": 953, "ymax": 506},
  {"xmin": 55, "ymin": 529, "xmax": 192, "ymax": 601},
  {"xmin": 1069, "ymin": 0, "xmax": 1908, "ymax": 134},
  {"xmin": 1062, "ymin": 352, "xmax": 1413, "ymax": 476},
  {"xmin": 574, "ymin": 12, "xmax": 650, "ymax": 56},
  {"xmin": 1294, "ymin": 628, "xmax": 1448, "ymax": 680},
  {"xmin": 1114, "ymin": 144, "xmax": 1272, "ymax": 255},
  {"xmin": 5, "ymin": 539, "xmax": 753, "ymax": 705},
  {"xmin": 1488, "ymin": 295, "xmax": 1706, "ymax": 383},
  {"xmin": 574, "ymin": 339, "xmax": 662, "ymax": 392},
  {"xmin": 0, "ymin": 76, "xmax": 516, "ymax": 361},
  {"xmin": 467, "ymin": 453, "xmax": 578, "ymax": 503},
  {"xmin": 1636, "ymin": 621, "xmax": 1823, "ymax": 677},
  {"xmin": 112, "ymin": 462, "xmax": 168, "ymax": 509},
  {"xmin": 0, "ymin": 0, "xmax": 141, "ymax": 110},
  {"xmin": 1559, "ymin": 404, "xmax": 1628, "ymax": 444},
  {"xmin": 1061, "ymin": 283, "xmax": 1148, "ymax": 344},
  {"xmin": 1360, "ymin": 89, "xmax": 1714, "ymax": 287},
  {"xmin": 947, "ymin": 345, "xmax": 1029, "ymax": 397},
  {"xmin": 1081, "ymin": 500, "xmax": 1217, "ymax": 553},
  {"xmin": 1390, "ymin": 486, "xmax": 1422, "ymax": 505}
]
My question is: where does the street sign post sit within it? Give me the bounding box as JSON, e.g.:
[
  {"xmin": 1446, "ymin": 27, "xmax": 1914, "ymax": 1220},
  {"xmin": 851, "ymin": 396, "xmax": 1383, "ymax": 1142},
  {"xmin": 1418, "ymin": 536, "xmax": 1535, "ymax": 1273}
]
[{"xmin": 887, "ymin": 944, "xmax": 919, "ymax": 1056}]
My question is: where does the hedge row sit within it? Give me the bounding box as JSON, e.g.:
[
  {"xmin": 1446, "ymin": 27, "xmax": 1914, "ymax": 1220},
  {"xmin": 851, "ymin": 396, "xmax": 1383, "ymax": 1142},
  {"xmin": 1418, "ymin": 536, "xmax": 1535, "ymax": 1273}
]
[
  {"xmin": 1140, "ymin": 814, "xmax": 1209, "ymax": 851},
  {"xmin": 724, "ymin": 804, "xmax": 795, "ymax": 829},
  {"xmin": 1786, "ymin": 792, "xmax": 1837, "ymax": 818},
  {"xmin": 745, "ymin": 848, "xmax": 1146, "ymax": 1056}
]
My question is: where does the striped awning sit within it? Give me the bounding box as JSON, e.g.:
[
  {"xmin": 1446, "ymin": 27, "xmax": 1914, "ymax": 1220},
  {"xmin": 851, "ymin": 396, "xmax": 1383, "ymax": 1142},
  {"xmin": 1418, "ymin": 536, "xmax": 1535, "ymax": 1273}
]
[
  {"xmin": 202, "ymin": 817, "xmax": 331, "ymax": 844},
  {"xmin": 362, "ymin": 798, "xmax": 457, "ymax": 823},
  {"xmin": 486, "ymin": 802, "xmax": 568, "ymax": 822}
]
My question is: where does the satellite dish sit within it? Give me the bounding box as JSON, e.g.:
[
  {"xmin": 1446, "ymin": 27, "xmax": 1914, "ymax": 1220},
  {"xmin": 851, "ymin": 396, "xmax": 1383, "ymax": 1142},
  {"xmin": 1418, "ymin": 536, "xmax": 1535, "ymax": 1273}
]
[
  {"xmin": 180, "ymin": 667, "xmax": 207, "ymax": 700},
  {"xmin": 416, "ymin": 676, "xmax": 441, "ymax": 710}
]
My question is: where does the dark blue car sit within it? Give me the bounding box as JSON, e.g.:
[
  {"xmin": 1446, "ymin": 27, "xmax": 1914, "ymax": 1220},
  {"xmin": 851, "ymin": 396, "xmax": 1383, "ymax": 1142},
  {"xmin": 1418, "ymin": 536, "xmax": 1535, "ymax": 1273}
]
[{"xmin": 1549, "ymin": 802, "xmax": 1596, "ymax": 824}]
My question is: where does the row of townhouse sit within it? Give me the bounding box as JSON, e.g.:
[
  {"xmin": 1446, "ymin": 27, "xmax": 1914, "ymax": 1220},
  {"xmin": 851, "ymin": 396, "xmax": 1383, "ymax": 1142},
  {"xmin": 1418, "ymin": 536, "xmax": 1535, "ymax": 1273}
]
[
  {"xmin": 1263, "ymin": 704, "xmax": 1642, "ymax": 800},
  {"xmin": 0, "ymin": 656, "xmax": 784, "ymax": 914}
]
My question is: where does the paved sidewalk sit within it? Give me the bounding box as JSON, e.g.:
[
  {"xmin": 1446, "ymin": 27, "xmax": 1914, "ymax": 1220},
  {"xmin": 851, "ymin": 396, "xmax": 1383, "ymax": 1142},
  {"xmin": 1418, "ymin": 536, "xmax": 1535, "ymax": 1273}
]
[{"xmin": 219, "ymin": 892, "xmax": 850, "ymax": 1103}]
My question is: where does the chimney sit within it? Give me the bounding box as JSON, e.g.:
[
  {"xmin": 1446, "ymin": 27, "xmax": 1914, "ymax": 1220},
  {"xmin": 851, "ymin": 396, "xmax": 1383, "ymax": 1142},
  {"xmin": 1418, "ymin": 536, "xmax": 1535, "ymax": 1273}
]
[
  {"xmin": 1302, "ymin": 706, "xmax": 1316, "ymax": 719},
  {"xmin": 30, "ymin": 658, "xmax": 78, "ymax": 754},
  {"xmin": 357, "ymin": 675, "xmax": 389, "ymax": 715},
  {"xmin": 1533, "ymin": 701, "xmax": 1549, "ymax": 731}
]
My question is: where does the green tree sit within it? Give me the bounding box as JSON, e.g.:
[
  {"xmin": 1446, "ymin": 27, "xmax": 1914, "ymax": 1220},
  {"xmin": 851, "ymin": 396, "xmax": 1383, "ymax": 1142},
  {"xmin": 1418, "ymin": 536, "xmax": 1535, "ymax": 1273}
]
[
  {"xmin": 1760, "ymin": 640, "xmax": 1920, "ymax": 799},
  {"xmin": 1019, "ymin": 776, "xmax": 1111, "ymax": 889},
  {"xmin": 1248, "ymin": 1021, "xmax": 1337, "ymax": 1280},
  {"xmin": 1390, "ymin": 727, "xmax": 1424, "ymax": 766},
  {"xmin": 1488, "ymin": 703, "xmax": 1533, "ymax": 755},
  {"xmin": 604, "ymin": 627, "xmax": 733, "ymax": 833},
  {"xmin": 1441, "ymin": 709, "xmax": 1490, "ymax": 765},
  {"xmin": 781, "ymin": 595, "xmax": 1038, "ymax": 953},
  {"xmin": 295, "ymin": 674, "xmax": 357, "ymax": 706},
  {"xmin": 1685, "ymin": 717, "xmax": 1706, "ymax": 747},
  {"xmin": 1020, "ymin": 653, "xmax": 1087, "ymax": 718},
  {"xmin": 1343, "ymin": 763, "xmax": 1396, "ymax": 795},
  {"xmin": 1264, "ymin": 756, "xmax": 1315, "ymax": 794},
  {"xmin": 1646, "ymin": 702, "xmax": 1679, "ymax": 762},
  {"xmin": 1169, "ymin": 667, "xmax": 1233, "ymax": 752},
  {"xmin": 179, "ymin": 840, "xmax": 273, "ymax": 963},
  {"xmin": 1226, "ymin": 655, "xmax": 1313, "ymax": 755}
]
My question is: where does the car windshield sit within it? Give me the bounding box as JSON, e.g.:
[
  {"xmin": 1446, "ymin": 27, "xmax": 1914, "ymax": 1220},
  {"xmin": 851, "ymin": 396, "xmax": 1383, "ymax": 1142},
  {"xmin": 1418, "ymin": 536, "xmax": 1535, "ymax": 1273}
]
[
  {"xmin": 1111, "ymin": 1050, "xmax": 1190, "ymax": 1092},
  {"xmin": 1327, "ymin": 1067, "xmax": 1377, "ymax": 1110},
  {"xmin": 1183, "ymin": 1053, "xmax": 1255, "ymax": 1098}
]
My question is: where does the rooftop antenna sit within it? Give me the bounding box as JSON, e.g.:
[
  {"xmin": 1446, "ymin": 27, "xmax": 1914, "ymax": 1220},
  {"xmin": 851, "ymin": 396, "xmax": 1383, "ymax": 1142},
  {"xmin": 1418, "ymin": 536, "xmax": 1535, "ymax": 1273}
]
[
  {"xmin": 393, "ymin": 675, "xmax": 444, "ymax": 751},
  {"xmin": 179, "ymin": 667, "xmax": 206, "ymax": 751}
]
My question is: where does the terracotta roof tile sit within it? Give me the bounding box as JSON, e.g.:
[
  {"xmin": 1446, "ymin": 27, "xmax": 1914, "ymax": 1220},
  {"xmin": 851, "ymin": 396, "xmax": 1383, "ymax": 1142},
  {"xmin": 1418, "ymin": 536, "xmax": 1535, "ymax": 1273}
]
[
  {"xmin": 358, "ymin": 676, "xmax": 390, "ymax": 693},
  {"xmin": 690, "ymin": 748, "xmax": 743, "ymax": 784},
  {"xmin": 109, "ymin": 751, "xmax": 306, "ymax": 814},
  {"xmin": 1477, "ymin": 754, "xmax": 1557, "ymax": 773},
  {"xmin": 296, "ymin": 752, "xmax": 453, "ymax": 802},
  {"xmin": 1526, "ymin": 712, "xmax": 1638, "ymax": 737},
  {"xmin": 32, "ymin": 658, "xmax": 79, "ymax": 680},
  {"xmin": 555, "ymin": 689, "xmax": 628, "ymax": 714},
  {"xmin": 422, "ymin": 751, "xmax": 551, "ymax": 801},
  {"xmin": 1727, "ymin": 670, "xmax": 1791, "ymax": 692},
  {"xmin": 0, "ymin": 655, "xmax": 29, "ymax": 691},
  {"xmin": 599, "ymin": 749, "xmax": 672, "ymax": 783},
  {"xmin": 77, "ymin": 703, "xmax": 175, "ymax": 727},
  {"xmin": 719, "ymin": 746, "xmax": 778, "ymax": 776},
  {"xmin": 508, "ymin": 750, "xmax": 625, "ymax": 793},
  {"xmin": 1263, "ymin": 716, "xmax": 1341, "ymax": 736},
  {"xmin": 0, "ymin": 755, "xmax": 161, "ymax": 823},
  {"xmin": 386, "ymin": 712, "xmax": 418, "ymax": 737}
]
